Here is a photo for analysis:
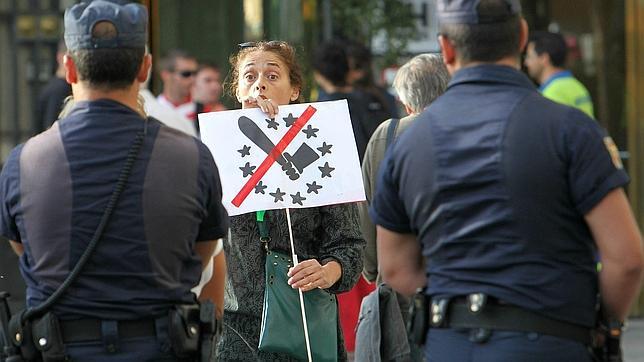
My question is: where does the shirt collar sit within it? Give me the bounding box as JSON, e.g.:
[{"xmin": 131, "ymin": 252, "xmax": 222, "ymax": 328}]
[
  {"xmin": 447, "ymin": 64, "xmax": 536, "ymax": 91},
  {"xmin": 538, "ymin": 70, "xmax": 573, "ymax": 92},
  {"xmin": 66, "ymin": 99, "xmax": 142, "ymax": 118}
]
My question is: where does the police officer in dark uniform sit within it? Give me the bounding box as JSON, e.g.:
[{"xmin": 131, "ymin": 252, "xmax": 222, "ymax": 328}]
[
  {"xmin": 369, "ymin": 0, "xmax": 644, "ymax": 360},
  {"xmin": 0, "ymin": 1, "xmax": 228, "ymax": 360}
]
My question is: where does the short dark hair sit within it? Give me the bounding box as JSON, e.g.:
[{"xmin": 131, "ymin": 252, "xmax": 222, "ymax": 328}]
[
  {"xmin": 440, "ymin": 0, "xmax": 521, "ymax": 64},
  {"xmin": 312, "ymin": 40, "xmax": 350, "ymax": 87},
  {"xmin": 69, "ymin": 21, "xmax": 144, "ymax": 90},
  {"xmin": 345, "ymin": 40, "xmax": 371, "ymax": 72},
  {"xmin": 197, "ymin": 61, "xmax": 221, "ymax": 74},
  {"xmin": 529, "ymin": 31, "xmax": 567, "ymax": 67},
  {"xmin": 159, "ymin": 49, "xmax": 195, "ymax": 72}
]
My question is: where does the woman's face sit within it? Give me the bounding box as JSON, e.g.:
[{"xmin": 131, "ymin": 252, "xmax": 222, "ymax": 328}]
[{"xmin": 236, "ymin": 50, "xmax": 300, "ymax": 107}]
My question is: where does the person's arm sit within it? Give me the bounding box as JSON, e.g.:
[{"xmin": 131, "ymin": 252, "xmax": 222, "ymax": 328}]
[
  {"xmin": 194, "ymin": 240, "xmax": 217, "ymax": 270},
  {"xmin": 358, "ymin": 199, "xmax": 378, "ymax": 282},
  {"xmin": 288, "ymin": 204, "xmax": 365, "ymax": 293},
  {"xmin": 198, "ymin": 250, "xmax": 226, "ymax": 319},
  {"xmin": 585, "ymin": 188, "xmax": 644, "ymax": 321},
  {"xmin": 377, "ymin": 226, "xmax": 425, "ymax": 296},
  {"xmin": 8, "ymin": 240, "xmax": 23, "ymax": 256},
  {"xmin": 359, "ymin": 128, "xmax": 381, "ymax": 283}
]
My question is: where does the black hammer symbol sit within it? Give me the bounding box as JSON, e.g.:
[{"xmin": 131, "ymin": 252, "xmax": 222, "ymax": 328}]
[{"xmin": 238, "ymin": 116, "xmax": 320, "ymax": 180}]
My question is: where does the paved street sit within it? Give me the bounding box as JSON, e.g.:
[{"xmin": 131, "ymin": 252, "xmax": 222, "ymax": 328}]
[{"xmin": 624, "ymin": 318, "xmax": 644, "ymax": 361}]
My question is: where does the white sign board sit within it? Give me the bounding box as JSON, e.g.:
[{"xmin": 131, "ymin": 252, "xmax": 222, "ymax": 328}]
[{"xmin": 199, "ymin": 100, "xmax": 366, "ymax": 216}]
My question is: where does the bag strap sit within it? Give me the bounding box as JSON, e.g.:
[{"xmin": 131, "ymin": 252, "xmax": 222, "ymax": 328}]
[
  {"xmin": 385, "ymin": 118, "xmax": 400, "ymax": 150},
  {"xmin": 256, "ymin": 210, "xmax": 270, "ymax": 251},
  {"xmin": 22, "ymin": 128, "xmax": 146, "ymax": 322},
  {"xmin": 194, "ymin": 102, "xmax": 204, "ymax": 136}
]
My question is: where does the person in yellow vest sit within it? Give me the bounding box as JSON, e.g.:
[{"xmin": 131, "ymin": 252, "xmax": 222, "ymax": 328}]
[{"xmin": 524, "ymin": 31, "xmax": 594, "ymax": 118}]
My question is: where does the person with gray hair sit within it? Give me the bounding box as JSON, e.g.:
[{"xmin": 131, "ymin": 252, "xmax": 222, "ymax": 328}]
[
  {"xmin": 354, "ymin": 53, "xmax": 448, "ymax": 361},
  {"xmin": 393, "ymin": 54, "xmax": 450, "ymax": 115},
  {"xmin": 359, "ymin": 53, "xmax": 449, "ymax": 284}
]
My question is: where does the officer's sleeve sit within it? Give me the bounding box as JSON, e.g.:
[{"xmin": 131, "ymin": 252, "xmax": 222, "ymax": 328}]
[
  {"xmin": 368, "ymin": 146, "xmax": 412, "ymax": 233},
  {"xmin": 565, "ymin": 110, "xmax": 629, "ymax": 215},
  {"xmin": 0, "ymin": 146, "xmax": 23, "ymax": 242},
  {"xmin": 196, "ymin": 145, "xmax": 229, "ymax": 242}
]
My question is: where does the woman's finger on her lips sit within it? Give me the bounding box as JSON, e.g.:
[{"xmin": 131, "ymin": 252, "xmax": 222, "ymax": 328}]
[
  {"xmin": 242, "ymin": 96, "xmax": 258, "ymax": 108},
  {"xmin": 267, "ymin": 99, "xmax": 278, "ymax": 118}
]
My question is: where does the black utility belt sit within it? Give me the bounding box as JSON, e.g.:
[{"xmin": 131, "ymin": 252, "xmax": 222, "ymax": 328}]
[
  {"xmin": 429, "ymin": 294, "xmax": 591, "ymax": 345},
  {"xmin": 60, "ymin": 318, "xmax": 157, "ymax": 343}
]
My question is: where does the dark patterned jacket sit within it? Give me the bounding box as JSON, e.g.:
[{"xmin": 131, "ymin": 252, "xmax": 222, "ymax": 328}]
[
  {"xmin": 218, "ymin": 203, "xmax": 364, "ymax": 361},
  {"xmin": 223, "ymin": 203, "xmax": 365, "ymax": 317}
]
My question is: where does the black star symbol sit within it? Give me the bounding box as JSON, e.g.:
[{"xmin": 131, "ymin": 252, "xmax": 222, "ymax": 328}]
[
  {"xmin": 265, "ymin": 118, "xmax": 279, "ymax": 130},
  {"xmin": 283, "ymin": 113, "xmax": 297, "ymax": 127},
  {"xmin": 318, "ymin": 162, "xmax": 335, "ymax": 178},
  {"xmin": 316, "ymin": 142, "xmax": 332, "ymax": 156},
  {"xmin": 290, "ymin": 192, "xmax": 307, "ymax": 206},
  {"xmin": 306, "ymin": 181, "xmax": 323, "ymax": 194},
  {"xmin": 237, "ymin": 145, "xmax": 251, "ymax": 157},
  {"xmin": 269, "ymin": 188, "xmax": 286, "ymax": 203},
  {"xmin": 254, "ymin": 181, "xmax": 267, "ymax": 194},
  {"xmin": 302, "ymin": 125, "xmax": 319, "ymax": 139},
  {"xmin": 239, "ymin": 162, "xmax": 256, "ymax": 177}
]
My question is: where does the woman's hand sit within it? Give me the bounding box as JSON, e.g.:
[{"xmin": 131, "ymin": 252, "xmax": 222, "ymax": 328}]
[
  {"xmin": 287, "ymin": 259, "xmax": 342, "ymax": 292},
  {"xmin": 240, "ymin": 94, "xmax": 279, "ymax": 119}
]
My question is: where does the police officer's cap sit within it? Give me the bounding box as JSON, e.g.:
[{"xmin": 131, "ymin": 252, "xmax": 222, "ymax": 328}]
[
  {"xmin": 64, "ymin": 0, "xmax": 148, "ymax": 51},
  {"xmin": 437, "ymin": 0, "xmax": 521, "ymax": 24}
]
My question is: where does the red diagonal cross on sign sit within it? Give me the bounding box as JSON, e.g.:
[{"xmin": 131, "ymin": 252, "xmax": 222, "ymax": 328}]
[{"xmin": 232, "ymin": 105, "xmax": 317, "ymax": 207}]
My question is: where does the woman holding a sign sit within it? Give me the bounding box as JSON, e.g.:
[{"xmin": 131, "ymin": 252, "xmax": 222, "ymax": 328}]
[{"xmin": 215, "ymin": 41, "xmax": 365, "ymax": 362}]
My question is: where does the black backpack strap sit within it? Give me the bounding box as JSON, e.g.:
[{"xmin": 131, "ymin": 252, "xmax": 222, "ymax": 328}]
[
  {"xmin": 385, "ymin": 118, "xmax": 400, "ymax": 151},
  {"xmin": 194, "ymin": 102, "xmax": 204, "ymax": 136}
]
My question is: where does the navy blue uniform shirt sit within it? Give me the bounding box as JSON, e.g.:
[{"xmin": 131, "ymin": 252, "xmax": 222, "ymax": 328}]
[
  {"xmin": 370, "ymin": 64, "xmax": 628, "ymax": 327},
  {"xmin": 0, "ymin": 99, "xmax": 229, "ymax": 320}
]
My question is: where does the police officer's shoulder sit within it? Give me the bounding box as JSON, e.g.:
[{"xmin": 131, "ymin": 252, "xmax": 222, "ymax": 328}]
[{"xmin": 533, "ymin": 92, "xmax": 597, "ymax": 127}]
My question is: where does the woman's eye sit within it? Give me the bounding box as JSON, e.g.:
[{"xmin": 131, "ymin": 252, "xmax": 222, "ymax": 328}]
[
  {"xmin": 244, "ymin": 73, "xmax": 256, "ymax": 81},
  {"xmin": 268, "ymin": 74, "xmax": 278, "ymax": 81}
]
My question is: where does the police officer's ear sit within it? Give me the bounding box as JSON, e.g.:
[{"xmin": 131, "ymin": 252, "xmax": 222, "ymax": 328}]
[
  {"xmin": 518, "ymin": 18, "xmax": 529, "ymax": 53},
  {"xmin": 137, "ymin": 53, "xmax": 152, "ymax": 84},
  {"xmin": 63, "ymin": 54, "xmax": 78, "ymax": 84},
  {"xmin": 438, "ymin": 35, "xmax": 457, "ymax": 74}
]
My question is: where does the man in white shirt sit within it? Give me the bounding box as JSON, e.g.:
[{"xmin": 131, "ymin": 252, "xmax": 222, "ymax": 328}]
[{"xmin": 157, "ymin": 49, "xmax": 199, "ymax": 120}]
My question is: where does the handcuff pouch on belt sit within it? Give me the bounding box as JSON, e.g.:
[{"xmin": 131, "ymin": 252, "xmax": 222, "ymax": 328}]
[
  {"xmin": 3, "ymin": 304, "xmax": 67, "ymax": 362},
  {"xmin": 406, "ymin": 289, "xmax": 430, "ymax": 345},
  {"xmin": 168, "ymin": 304, "xmax": 200, "ymax": 358},
  {"xmin": 168, "ymin": 301, "xmax": 219, "ymax": 361}
]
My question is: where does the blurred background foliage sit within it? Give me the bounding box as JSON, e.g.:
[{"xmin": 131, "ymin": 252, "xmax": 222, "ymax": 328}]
[{"xmin": 330, "ymin": 0, "xmax": 418, "ymax": 66}]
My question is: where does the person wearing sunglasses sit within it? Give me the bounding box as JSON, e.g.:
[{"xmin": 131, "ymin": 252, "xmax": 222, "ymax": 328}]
[
  {"xmin": 216, "ymin": 40, "xmax": 365, "ymax": 362},
  {"xmin": 157, "ymin": 49, "xmax": 199, "ymax": 121}
]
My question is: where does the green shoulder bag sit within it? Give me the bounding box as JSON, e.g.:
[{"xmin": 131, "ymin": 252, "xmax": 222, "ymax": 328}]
[{"xmin": 256, "ymin": 211, "xmax": 338, "ymax": 361}]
